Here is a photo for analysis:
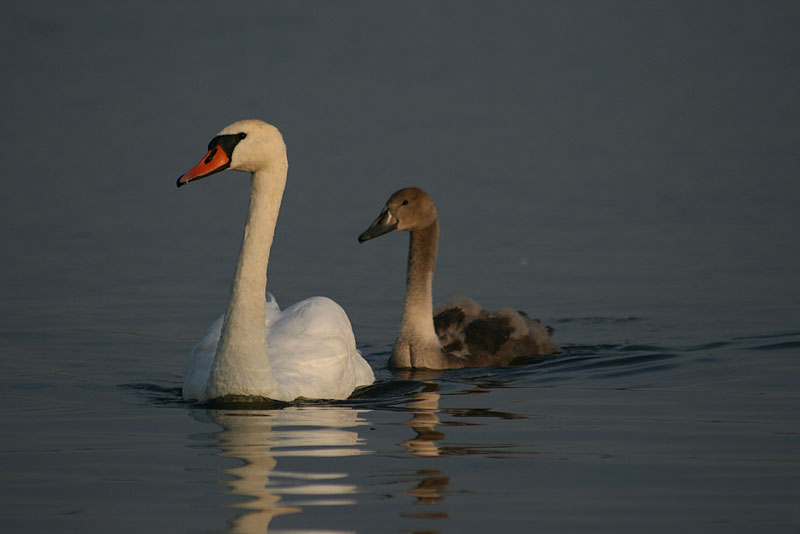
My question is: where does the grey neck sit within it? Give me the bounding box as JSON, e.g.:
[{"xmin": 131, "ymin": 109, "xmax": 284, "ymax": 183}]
[{"xmin": 393, "ymin": 219, "xmax": 448, "ymax": 369}]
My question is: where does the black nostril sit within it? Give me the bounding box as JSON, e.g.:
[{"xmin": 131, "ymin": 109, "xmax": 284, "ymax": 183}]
[{"xmin": 204, "ymin": 147, "xmax": 218, "ymax": 164}]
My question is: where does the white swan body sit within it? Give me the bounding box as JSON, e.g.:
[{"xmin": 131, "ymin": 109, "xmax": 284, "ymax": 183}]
[
  {"xmin": 182, "ymin": 293, "xmax": 373, "ymax": 402},
  {"xmin": 177, "ymin": 120, "xmax": 374, "ymax": 402}
]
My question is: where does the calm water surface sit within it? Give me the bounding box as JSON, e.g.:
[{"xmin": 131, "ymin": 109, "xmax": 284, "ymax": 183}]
[{"xmin": 2, "ymin": 2, "xmax": 799, "ymax": 533}]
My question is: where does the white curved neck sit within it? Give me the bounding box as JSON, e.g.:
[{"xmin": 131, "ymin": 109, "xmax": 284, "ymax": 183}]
[{"xmin": 206, "ymin": 162, "xmax": 287, "ymax": 399}]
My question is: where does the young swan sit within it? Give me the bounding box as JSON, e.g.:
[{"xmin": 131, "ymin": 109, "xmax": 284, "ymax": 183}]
[{"xmin": 359, "ymin": 187, "xmax": 561, "ymax": 370}]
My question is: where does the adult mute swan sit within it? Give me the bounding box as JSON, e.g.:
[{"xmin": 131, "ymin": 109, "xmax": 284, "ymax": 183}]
[
  {"xmin": 359, "ymin": 187, "xmax": 561, "ymax": 370},
  {"xmin": 177, "ymin": 120, "xmax": 374, "ymax": 402}
]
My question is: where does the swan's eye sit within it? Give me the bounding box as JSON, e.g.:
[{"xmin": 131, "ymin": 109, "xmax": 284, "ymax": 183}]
[
  {"xmin": 238, "ymin": 132, "xmax": 247, "ymax": 140},
  {"xmin": 402, "ymin": 200, "xmax": 409, "ymax": 206}
]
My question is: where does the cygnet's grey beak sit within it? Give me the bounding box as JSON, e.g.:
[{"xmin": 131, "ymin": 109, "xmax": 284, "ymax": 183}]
[{"xmin": 358, "ymin": 207, "xmax": 399, "ymax": 243}]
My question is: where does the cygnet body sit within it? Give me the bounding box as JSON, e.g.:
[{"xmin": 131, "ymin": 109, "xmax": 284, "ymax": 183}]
[{"xmin": 359, "ymin": 187, "xmax": 561, "ymax": 370}]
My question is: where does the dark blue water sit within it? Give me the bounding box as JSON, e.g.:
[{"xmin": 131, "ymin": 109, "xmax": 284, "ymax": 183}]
[{"xmin": 1, "ymin": 2, "xmax": 799, "ymax": 532}]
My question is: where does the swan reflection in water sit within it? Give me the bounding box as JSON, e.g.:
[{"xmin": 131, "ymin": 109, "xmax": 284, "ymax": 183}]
[
  {"xmin": 401, "ymin": 381, "xmax": 445, "ymax": 459},
  {"xmin": 205, "ymin": 406, "xmax": 371, "ymax": 534},
  {"xmin": 398, "ymin": 376, "xmax": 451, "ymax": 520},
  {"xmin": 396, "ymin": 374, "xmax": 528, "ymax": 524}
]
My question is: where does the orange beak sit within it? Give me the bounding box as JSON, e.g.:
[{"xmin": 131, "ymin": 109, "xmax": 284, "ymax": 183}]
[{"xmin": 176, "ymin": 145, "xmax": 232, "ymax": 188}]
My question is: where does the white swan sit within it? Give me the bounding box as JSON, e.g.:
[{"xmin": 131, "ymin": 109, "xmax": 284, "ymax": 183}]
[
  {"xmin": 177, "ymin": 119, "xmax": 374, "ymax": 402},
  {"xmin": 359, "ymin": 187, "xmax": 561, "ymax": 370}
]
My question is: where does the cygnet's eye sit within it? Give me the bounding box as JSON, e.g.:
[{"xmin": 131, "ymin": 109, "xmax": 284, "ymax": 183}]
[
  {"xmin": 402, "ymin": 200, "xmax": 409, "ymax": 206},
  {"xmin": 238, "ymin": 132, "xmax": 247, "ymax": 140}
]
